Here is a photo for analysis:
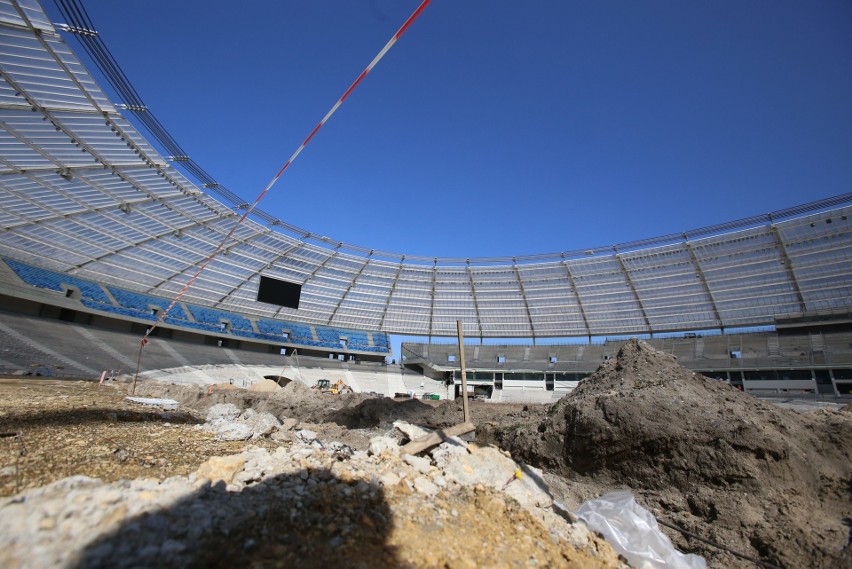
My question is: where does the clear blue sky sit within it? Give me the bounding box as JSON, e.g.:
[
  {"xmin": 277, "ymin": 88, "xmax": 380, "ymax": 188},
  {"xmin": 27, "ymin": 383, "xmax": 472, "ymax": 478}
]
[{"xmin": 48, "ymin": 0, "xmax": 852, "ymax": 261}]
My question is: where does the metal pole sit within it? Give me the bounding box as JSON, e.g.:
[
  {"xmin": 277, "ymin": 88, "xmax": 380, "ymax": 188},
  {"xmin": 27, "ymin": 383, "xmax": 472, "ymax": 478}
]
[{"xmin": 456, "ymin": 320, "xmax": 470, "ymax": 423}]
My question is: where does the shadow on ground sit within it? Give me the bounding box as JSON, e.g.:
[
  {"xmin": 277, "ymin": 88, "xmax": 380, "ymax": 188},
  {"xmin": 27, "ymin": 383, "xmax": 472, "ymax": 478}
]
[{"xmin": 71, "ymin": 468, "xmax": 398, "ymax": 569}]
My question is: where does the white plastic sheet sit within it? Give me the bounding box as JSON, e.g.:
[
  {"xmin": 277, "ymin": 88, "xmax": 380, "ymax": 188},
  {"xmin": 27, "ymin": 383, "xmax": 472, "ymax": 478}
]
[{"xmin": 576, "ymin": 491, "xmax": 706, "ymax": 569}]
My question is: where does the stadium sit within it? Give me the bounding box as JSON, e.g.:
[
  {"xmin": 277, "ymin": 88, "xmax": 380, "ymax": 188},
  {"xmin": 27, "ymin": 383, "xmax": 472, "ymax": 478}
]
[
  {"xmin": 0, "ymin": 0, "xmax": 849, "ymax": 401},
  {"xmin": 1, "ymin": 2, "xmax": 851, "ymax": 567}
]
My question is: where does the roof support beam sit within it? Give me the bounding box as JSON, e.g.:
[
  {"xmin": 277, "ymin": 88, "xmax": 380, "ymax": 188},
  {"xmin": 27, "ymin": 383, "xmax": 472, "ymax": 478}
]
[
  {"xmin": 377, "ymin": 258, "xmax": 405, "ymax": 331},
  {"xmin": 512, "ymin": 261, "xmax": 536, "ymax": 341},
  {"xmin": 562, "ymin": 256, "xmax": 592, "ymax": 338},
  {"xmin": 614, "ymin": 252, "xmax": 653, "ymax": 334},
  {"xmin": 769, "ymin": 224, "xmax": 807, "ymax": 314},
  {"xmin": 428, "ymin": 260, "xmax": 437, "ymax": 339},
  {"xmin": 683, "ymin": 239, "xmax": 724, "ymax": 328},
  {"xmin": 326, "ymin": 253, "xmax": 373, "ymax": 326},
  {"xmin": 466, "ymin": 260, "xmax": 483, "ymax": 339}
]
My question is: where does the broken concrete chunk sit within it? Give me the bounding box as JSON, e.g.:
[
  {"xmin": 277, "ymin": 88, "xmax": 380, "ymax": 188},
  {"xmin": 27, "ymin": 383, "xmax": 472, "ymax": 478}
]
[
  {"xmin": 241, "ymin": 411, "xmax": 281, "ymax": 438},
  {"xmin": 393, "ymin": 420, "xmax": 433, "ymax": 441},
  {"xmin": 206, "ymin": 403, "xmax": 241, "ymax": 423},
  {"xmin": 296, "ymin": 429, "xmax": 317, "ymax": 444},
  {"xmin": 442, "ymin": 446, "xmax": 552, "ymax": 510},
  {"xmin": 368, "ymin": 436, "xmax": 400, "ymax": 457},
  {"xmin": 195, "ymin": 455, "xmax": 246, "ymax": 485},
  {"xmin": 413, "ymin": 476, "xmax": 439, "ymax": 497},
  {"xmin": 430, "ymin": 437, "xmax": 469, "ymax": 469},
  {"xmin": 402, "ymin": 454, "xmax": 432, "ymax": 475},
  {"xmin": 215, "ymin": 422, "xmax": 253, "ymax": 441}
]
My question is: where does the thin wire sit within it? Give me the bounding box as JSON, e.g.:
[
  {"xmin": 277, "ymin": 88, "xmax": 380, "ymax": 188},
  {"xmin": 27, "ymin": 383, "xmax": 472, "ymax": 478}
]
[
  {"xmin": 656, "ymin": 518, "xmax": 782, "ymax": 569},
  {"xmin": 129, "ymin": 0, "xmax": 433, "ymax": 391}
]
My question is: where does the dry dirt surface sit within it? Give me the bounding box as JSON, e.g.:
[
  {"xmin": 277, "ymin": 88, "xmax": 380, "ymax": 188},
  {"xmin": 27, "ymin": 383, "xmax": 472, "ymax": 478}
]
[
  {"xmin": 0, "ymin": 378, "xmax": 623, "ymax": 568},
  {"xmin": 483, "ymin": 339, "xmax": 852, "ymax": 568}
]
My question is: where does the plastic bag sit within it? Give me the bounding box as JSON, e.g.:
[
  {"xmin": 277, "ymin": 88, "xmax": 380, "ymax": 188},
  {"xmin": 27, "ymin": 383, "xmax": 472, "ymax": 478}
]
[{"xmin": 576, "ymin": 491, "xmax": 706, "ymax": 569}]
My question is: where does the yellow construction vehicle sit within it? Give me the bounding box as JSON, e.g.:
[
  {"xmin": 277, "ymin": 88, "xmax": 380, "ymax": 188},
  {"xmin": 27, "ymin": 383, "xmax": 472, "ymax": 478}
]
[{"xmin": 311, "ymin": 379, "xmax": 352, "ymax": 395}]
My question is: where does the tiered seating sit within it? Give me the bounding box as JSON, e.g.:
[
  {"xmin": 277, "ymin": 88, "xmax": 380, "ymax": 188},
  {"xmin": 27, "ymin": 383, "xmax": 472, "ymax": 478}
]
[
  {"xmin": 107, "ymin": 288, "xmax": 190, "ymax": 322},
  {"xmin": 255, "ymin": 318, "xmax": 314, "ymax": 344},
  {"xmin": 372, "ymin": 332, "xmax": 390, "ymax": 350},
  {"xmin": 187, "ymin": 304, "xmax": 254, "ymax": 335},
  {"xmin": 5, "ymin": 258, "xmax": 112, "ymax": 304},
  {"xmin": 4, "ymin": 257, "xmax": 389, "ymax": 355},
  {"xmin": 315, "ymin": 326, "xmax": 344, "ymax": 349}
]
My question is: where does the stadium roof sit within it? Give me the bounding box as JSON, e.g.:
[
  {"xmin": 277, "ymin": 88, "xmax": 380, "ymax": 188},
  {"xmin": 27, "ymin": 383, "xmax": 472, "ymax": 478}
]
[{"xmin": 1, "ymin": 0, "xmax": 850, "ymax": 338}]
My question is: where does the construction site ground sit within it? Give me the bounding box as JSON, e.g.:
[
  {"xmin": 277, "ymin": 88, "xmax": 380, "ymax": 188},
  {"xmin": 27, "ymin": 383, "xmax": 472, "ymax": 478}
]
[{"xmin": 1, "ymin": 340, "xmax": 850, "ymax": 568}]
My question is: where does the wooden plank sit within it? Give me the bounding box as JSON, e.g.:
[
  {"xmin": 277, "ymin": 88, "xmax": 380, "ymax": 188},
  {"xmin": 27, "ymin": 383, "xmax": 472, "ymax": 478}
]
[{"xmin": 400, "ymin": 421, "xmax": 475, "ymax": 456}]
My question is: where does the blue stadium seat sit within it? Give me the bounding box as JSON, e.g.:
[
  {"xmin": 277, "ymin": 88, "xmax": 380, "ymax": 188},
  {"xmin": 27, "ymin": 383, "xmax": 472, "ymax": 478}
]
[{"xmin": 5, "ymin": 258, "xmax": 112, "ymax": 304}]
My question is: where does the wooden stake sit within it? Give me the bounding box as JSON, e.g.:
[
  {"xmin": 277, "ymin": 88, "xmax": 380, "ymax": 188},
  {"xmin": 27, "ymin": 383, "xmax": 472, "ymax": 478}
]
[{"xmin": 456, "ymin": 319, "xmax": 470, "ymax": 424}]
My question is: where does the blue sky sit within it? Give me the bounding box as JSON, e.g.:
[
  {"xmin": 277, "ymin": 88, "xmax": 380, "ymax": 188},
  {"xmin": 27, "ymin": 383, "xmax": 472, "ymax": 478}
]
[
  {"xmin": 49, "ymin": 0, "xmax": 852, "ymax": 261},
  {"xmin": 45, "ymin": 1, "xmax": 852, "ymax": 355}
]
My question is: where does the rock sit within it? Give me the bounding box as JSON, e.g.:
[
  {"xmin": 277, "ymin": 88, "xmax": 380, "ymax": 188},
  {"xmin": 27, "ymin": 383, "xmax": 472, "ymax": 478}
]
[
  {"xmin": 215, "ymin": 422, "xmax": 253, "ymax": 441},
  {"xmin": 206, "ymin": 403, "xmax": 240, "ymax": 422},
  {"xmin": 368, "ymin": 436, "xmax": 399, "ymax": 457},
  {"xmin": 326, "ymin": 441, "xmax": 354, "ymax": 459},
  {"xmin": 442, "ymin": 446, "xmax": 552, "ymax": 510},
  {"xmin": 269, "ymin": 429, "xmax": 291, "ymax": 442},
  {"xmin": 281, "ymin": 418, "xmax": 299, "ymax": 431},
  {"xmin": 402, "ymin": 454, "xmax": 432, "ymax": 475},
  {"xmin": 195, "ymin": 454, "xmax": 247, "ymax": 485},
  {"xmin": 379, "ymin": 472, "xmax": 401, "ymax": 487},
  {"xmin": 413, "ymin": 476, "xmax": 439, "ymax": 497},
  {"xmin": 430, "ymin": 437, "xmax": 469, "ymax": 468},
  {"xmin": 296, "ymin": 429, "xmax": 317, "ymax": 444},
  {"xmin": 240, "ymin": 410, "xmax": 281, "ymax": 438},
  {"xmin": 393, "ymin": 420, "xmax": 433, "ymax": 440}
]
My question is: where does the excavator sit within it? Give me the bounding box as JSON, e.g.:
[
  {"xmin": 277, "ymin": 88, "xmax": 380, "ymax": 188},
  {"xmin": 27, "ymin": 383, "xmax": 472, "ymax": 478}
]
[{"xmin": 311, "ymin": 379, "xmax": 353, "ymax": 395}]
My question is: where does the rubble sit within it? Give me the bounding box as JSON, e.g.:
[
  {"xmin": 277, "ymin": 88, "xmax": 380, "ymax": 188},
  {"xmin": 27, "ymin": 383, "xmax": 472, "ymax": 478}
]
[{"xmin": 0, "ymin": 425, "xmax": 624, "ymax": 569}]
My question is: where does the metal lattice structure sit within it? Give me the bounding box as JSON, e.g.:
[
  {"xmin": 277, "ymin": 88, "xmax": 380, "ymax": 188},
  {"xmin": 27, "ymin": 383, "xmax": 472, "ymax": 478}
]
[{"xmin": 1, "ymin": 1, "xmax": 850, "ymax": 340}]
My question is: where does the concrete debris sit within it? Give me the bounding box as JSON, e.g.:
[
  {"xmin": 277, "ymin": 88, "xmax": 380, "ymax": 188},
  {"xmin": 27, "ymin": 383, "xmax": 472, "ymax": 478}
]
[
  {"xmin": 0, "ymin": 428, "xmax": 611, "ymax": 569},
  {"xmin": 368, "ymin": 435, "xmax": 400, "ymax": 457},
  {"xmin": 125, "ymin": 397, "xmax": 179, "ymax": 410},
  {"xmin": 205, "ymin": 403, "xmax": 240, "ymax": 422},
  {"xmin": 429, "ymin": 437, "xmax": 469, "ymax": 469},
  {"xmin": 295, "ymin": 429, "xmax": 317, "ymax": 444},
  {"xmin": 393, "ymin": 420, "xmax": 432, "ymax": 440},
  {"xmin": 202, "ymin": 404, "xmax": 282, "ymax": 441}
]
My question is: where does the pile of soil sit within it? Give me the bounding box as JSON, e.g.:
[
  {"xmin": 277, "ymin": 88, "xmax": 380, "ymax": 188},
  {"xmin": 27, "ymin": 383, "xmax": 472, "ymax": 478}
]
[{"xmin": 489, "ymin": 339, "xmax": 852, "ymax": 568}]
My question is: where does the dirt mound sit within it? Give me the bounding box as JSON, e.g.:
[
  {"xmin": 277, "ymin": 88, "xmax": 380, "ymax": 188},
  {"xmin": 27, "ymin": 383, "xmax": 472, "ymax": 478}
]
[
  {"xmin": 325, "ymin": 397, "xmax": 434, "ymax": 429},
  {"xmin": 495, "ymin": 339, "xmax": 852, "ymax": 568},
  {"xmin": 246, "ymin": 379, "xmax": 281, "ymax": 392}
]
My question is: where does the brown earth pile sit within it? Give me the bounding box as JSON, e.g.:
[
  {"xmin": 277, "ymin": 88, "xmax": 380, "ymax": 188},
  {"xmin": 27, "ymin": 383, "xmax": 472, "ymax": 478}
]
[{"xmin": 489, "ymin": 339, "xmax": 852, "ymax": 568}]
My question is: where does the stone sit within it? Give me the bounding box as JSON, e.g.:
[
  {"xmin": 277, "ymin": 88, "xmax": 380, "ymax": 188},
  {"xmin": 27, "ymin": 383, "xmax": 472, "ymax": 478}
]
[
  {"xmin": 195, "ymin": 454, "xmax": 247, "ymax": 485},
  {"xmin": 379, "ymin": 472, "xmax": 401, "ymax": 487},
  {"xmin": 393, "ymin": 420, "xmax": 433, "ymax": 440},
  {"xmin": 430, "ymin": 437, "xmax": 469, "ymax": 469},
  {"xmin": 402, "ymin": 453, "xmax": 432, "ymax": 475},
  {"xmin": 296, "ymin": 429, "xmax": 317, "ymax": 444},
  {"xmin": 442, "ymin": 446, "xmax": 552, "ymax": 510},
  {"xmin": 241, "ymin": 411, "xmax": 281, "ymax": 438},
  {"xmin": 206, "ymin": 403, "xmax": 240, "ymax": 422},
  {"xmin": 368, "ymin": 436, "xmax": 400, "ymax": 457},
  {"xmin": 413, "ymin": 476, "xmax": 439, "ymax": 497},
  {"xmin": 215, "ymin": 422, "xmax": 253, "ymax": 441}
]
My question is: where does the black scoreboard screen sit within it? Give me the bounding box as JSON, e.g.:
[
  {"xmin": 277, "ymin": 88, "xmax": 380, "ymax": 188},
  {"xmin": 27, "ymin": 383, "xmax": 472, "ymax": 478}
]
[{"xmin": 256, "ymin": 276, "xmax": 301, "ymax": 309}]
